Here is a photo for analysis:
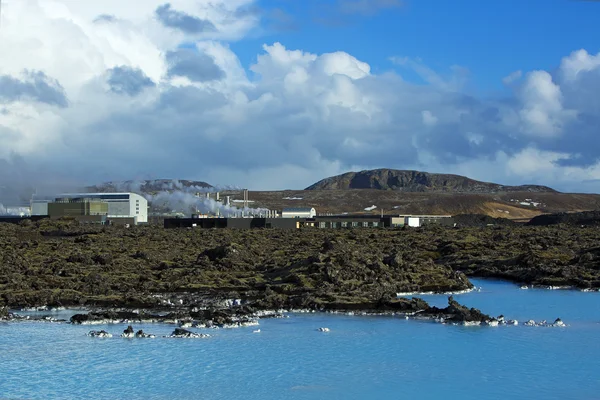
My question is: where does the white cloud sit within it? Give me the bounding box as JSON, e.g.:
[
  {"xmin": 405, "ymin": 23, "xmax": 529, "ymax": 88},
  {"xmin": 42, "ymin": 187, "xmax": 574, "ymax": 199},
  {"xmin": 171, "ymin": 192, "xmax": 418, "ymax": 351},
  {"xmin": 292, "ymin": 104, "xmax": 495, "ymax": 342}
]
[
  {"xmin": 518, "ymin": 71, "xmax": 574, "ymax": 137},
  {"xmin": 315, "ymin": 51, "xmax": 371, "ymax": 79},
  {"xmin": 390, "ymin": 56, "xmax": 468, "ymax": 92},
  {"xmin": 502, "ymin": 70, "xmax": 522, "ymax": 85},
  {"xmin": 421, "ymin": 110, "xmax": 438, "ymax": 127},
  {"xmin": 1, "ymin": 0, "xmax": 600, "ymax": 199},
  {"xmin": 560, "ymin": 49, "xmax": 600, "ymax": 81}
]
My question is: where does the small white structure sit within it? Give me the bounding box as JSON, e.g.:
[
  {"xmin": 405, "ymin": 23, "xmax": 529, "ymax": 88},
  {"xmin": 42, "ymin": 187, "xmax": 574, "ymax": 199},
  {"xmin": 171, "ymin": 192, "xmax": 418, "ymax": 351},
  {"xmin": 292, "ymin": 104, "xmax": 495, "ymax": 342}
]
[
  {"xmin": 31, "ymin": 193, "xmax": 148, "ymax": 223},
  {"xmin": 407, "ymin": 217, "xmax": 421, "ymax": 227},
  {"xmin": 281, "ymin": 207, "xmax": 316, "ymax": 219},
  {"xmin": 31, "ymin": 201, "xmax": 50, "ymax": 217}
]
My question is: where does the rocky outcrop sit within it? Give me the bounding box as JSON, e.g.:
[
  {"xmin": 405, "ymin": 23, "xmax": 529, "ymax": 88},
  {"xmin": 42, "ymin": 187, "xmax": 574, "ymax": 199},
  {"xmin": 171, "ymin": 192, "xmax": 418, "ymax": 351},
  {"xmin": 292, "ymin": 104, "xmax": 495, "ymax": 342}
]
[
  {"xmin": 87, "ymin": 330, "xmax": 112, "ymax": 338},
  {"xmin": 71, "ymin": 311, "xmax": 146, "ymax": 325},
  {"xmin": 120, "ymin": 325, "xmax": 155, "ymax": 338},
  {"xmin": 2, "ymin": 221, "xmax": 600, "ymax": 312},
  {"xmin": 69, "ymin": 307, "xmax": 263, "ymax": 330},
  {"xmin": 527, "ymin": 211, "xmax": 600, "ymax": 227},
  {"xmin": 0, "ymin": 310, "xmax": 65, "ymax": 323},
  {"xmin": 452, "ymin": 214, "xmax": 516, "ymax": 228},
  {"xmin": 523, "ymin": 318, "xmax": 567, "ymax": 327},
  {"xmin": 306, "ymin": 169, "xmax": 555, "ymax": 193},
  {"xmin": 121, "ymin": 325, "xmax": 135, "ymax": 338},
  {"xmin": 135, "ymin": 329, "xmax": 156, "ymax": 338},
  {"xmin": 417, "ymin": 296, "xmax": 491, "ymax": 324},
  {"xmin": 165, "ymin": 328, "xmax": 210, "ymax": 338}
]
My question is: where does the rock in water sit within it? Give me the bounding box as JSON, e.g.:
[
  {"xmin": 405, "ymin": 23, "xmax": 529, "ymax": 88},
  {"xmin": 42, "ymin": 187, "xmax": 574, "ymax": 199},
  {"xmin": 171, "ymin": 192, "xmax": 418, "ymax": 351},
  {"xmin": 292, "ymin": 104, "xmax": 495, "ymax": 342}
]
[
  {"xmin": 553, "ymin": 318, "xmax": 566, "ymax": 327},
  {"xmin": 317, "ymin": 327, "xmax": 330, "ymax": 332},
  {"xmin": 165, "ymin": 328, "xmax": 210, "ymax": 339},
  {"xmin": 121, "ymin": 325, "xmax": 135, "ymax": 338},
  {"xmin": 419, "ymin": 296, "xmax": 492, "ymax": 324},
  {"xmin": 87, "ymin": 330, "xmax": 112, "ymax": 338},
  {"xmin": 135, "ymin": 329, "xmax": 156, "ymax": 338}
]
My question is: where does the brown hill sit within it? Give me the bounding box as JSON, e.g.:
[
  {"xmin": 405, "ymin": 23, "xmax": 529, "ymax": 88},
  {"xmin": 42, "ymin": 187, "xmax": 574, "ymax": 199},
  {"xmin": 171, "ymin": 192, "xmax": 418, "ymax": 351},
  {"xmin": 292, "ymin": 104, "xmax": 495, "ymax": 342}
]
[
  {"xmin": 306, "ymin": 169, "xmax": 556, "ymax": 193},
  {"xmin": 217, "ymin": 189, "xmax": 600, "ymax": 221}
]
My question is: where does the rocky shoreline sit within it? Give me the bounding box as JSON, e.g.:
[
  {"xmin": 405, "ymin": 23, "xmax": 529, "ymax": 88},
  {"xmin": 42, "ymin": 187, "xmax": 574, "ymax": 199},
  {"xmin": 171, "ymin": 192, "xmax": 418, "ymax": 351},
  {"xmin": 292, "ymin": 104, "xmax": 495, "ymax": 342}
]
[
  {"xmin": 1, "ymin": 220, "xmax": 599, "ymax": 316},
  {"xmin": 0, "ymin": 294, "xmax": 568, "ymax": 332}
]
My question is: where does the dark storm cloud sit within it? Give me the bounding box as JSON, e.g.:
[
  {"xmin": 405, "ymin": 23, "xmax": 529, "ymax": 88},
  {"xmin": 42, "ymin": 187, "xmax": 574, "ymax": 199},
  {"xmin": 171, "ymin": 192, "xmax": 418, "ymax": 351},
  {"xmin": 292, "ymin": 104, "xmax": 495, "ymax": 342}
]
[
  {"xmin": 155, "ymin": 4, "xmax": 217, "ymax": 34},
  {"xmin": 107, "ymin": 66, "xmax": 155, "ymax": 96},
  {"xmin": 166, "ymin": 48, "xmax": 225, "ymax": 82},
  {"xmin": 0, "ymin": 71, "xmax": 67, "ymax": 107}
]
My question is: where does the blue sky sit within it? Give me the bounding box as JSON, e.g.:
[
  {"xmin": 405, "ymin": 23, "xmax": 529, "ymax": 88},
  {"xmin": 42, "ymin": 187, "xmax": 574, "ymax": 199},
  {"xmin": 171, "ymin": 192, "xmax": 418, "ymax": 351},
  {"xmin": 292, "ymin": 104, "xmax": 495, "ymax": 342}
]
[{"xmin": 233, "ymin": 0, "xmax": 600, "ymax": 92}]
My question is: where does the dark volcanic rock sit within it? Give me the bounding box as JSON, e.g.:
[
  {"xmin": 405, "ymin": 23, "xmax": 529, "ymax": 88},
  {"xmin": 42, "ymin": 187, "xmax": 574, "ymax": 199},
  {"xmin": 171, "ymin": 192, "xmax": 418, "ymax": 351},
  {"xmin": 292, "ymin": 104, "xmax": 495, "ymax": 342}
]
[
  {"xmin": 418, "ymin": 296, "xmax": 491, "ymax": 323},
  {"xmin": 71, "ymin": 311, "xmax": 142, "ymax": 324},
  {"xmin": 453, "ymin": 214, "xmax": 516, "ymax": 228},
  {"xmin": 135, "ymin": 329, "xmax": 155, "ymax": 338},
  {"xmin": 87, "ymin": 330, "xmax": 112, "ymax": 338},
  {"xmin": 527, "ymin": 211, "xmax": 600, "ymax": 227},
  {"xmin": 166, "ymin": 328, "xmax": 209, "ymax": 338},
  {"xmin": 306, "ymin": 169, "xmax": 556, "ymax": 193},
  {"xmin": 122, "ymin": 325, "xmax": 135, "ymax": 338},
  {"xmin": 2, "ymin": 220, "xmax": 600, "ymax": 312}
]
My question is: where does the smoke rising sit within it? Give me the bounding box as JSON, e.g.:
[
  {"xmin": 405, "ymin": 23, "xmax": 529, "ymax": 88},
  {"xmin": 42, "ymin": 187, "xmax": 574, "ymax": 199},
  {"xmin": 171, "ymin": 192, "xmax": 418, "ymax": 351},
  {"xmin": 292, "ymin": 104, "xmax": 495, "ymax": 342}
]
[
  {"xmin": 0, "ymin": 203, "xmax": 30, "ymax": 216},
  {"xmin": 144, "ymin": 190, "xmax": 269, "ymax": 217},
  {"xmin": 0, "ymin": 154, "xmax": 87, "ymax": 209},
  {"xmin": 97, "ymin": 179, "xmax": 241, "ymax": 193},
  {"xmin": 103, "ymin": 179, "xmax": 267, "ymax": 217},
  {"xmin": 0, "ymin": 164, "xmax": 269, "ymax": 217}
]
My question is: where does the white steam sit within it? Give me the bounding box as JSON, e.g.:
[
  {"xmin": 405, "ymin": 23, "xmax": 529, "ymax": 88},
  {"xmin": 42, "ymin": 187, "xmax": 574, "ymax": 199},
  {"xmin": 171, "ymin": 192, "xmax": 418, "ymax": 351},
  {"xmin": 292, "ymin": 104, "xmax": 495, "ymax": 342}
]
[
  {"xmin": 106, "ymin": 179, "xmax": 268, "ymax": 217},
  {"xmin": 142, "ymin": 188, "xmax": 270, "ymax": 217},
  {"xmin": 0, "ymin": 203, "xmax": 30, "ymax": 216},
  {"xmin": 98, "ymin": 179, "xmax": 241, "ymax": 194}
]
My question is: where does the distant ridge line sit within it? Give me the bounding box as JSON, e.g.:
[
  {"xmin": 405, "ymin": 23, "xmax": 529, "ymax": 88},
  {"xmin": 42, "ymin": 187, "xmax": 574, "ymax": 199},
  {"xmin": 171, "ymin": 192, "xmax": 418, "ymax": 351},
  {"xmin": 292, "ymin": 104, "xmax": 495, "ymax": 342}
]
[{"xmin": 306, "ymin": 169, "xmax": 557, "ymax": 193}]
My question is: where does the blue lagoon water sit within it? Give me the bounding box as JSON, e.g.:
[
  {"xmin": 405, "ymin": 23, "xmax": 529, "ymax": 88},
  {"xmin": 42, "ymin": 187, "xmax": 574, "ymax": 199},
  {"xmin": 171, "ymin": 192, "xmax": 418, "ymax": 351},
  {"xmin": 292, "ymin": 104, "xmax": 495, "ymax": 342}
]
[{"xmin": 1, "ymin": 279, "xmax": 599, "ymax": 400}]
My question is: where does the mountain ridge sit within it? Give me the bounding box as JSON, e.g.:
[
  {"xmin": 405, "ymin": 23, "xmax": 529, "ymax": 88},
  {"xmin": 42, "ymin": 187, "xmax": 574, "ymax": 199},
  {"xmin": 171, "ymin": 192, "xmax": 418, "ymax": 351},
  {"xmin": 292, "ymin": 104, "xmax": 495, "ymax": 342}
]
[{"xmin": 306, "ymin": 169, "xmax": 557, "ymax": 193}]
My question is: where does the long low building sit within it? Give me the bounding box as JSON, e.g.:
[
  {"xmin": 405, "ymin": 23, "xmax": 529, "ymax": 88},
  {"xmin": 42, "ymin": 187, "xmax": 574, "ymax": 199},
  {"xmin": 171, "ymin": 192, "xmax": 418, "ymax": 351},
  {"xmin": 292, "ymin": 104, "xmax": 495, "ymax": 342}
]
[
  {"xmin": 31, "ymin": 193, "xmax": 148, "ymax": 224},
  {"xmin": 164, "ymin": 217, "xmax": 299, "ymax": 229},
  {"xmin": 281, "ymin": 207, "xmax": 317, "ymax": 218},
  {"xmin": 164, "ymin": 214, "xmax": 454, "ymax": 229}
]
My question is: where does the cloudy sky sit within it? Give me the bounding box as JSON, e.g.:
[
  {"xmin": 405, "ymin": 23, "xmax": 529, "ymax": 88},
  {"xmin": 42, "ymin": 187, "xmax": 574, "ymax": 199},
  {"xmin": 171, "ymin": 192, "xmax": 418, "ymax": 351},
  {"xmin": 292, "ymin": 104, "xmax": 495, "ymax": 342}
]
[{"xmin": 1, "ymin": 0, "xmax": 600, "ymax": 195}]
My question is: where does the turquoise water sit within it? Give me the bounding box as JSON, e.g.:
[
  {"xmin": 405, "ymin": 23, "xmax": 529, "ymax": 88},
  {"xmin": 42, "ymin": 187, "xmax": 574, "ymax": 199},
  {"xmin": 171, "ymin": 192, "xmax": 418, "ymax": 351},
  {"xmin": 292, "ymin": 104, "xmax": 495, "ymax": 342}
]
[{"xmin": 1, "ymin": 279, "xmax": 599, "ymax": 400}]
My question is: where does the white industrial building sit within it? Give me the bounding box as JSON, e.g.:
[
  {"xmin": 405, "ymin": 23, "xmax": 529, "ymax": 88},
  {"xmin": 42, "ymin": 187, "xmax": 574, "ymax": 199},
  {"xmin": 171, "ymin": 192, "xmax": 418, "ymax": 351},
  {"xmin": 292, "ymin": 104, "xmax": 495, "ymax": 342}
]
[
  {"xmin": 407, "ymin": 217, "xmax": 421, "ymax": 227},
  {"xmin": 281, "ymin": 207, "xmax": 317, "ymax": 218},
  {"xmin": 31, "ymin": 193, "xmax": 148, "ymax": 224}
]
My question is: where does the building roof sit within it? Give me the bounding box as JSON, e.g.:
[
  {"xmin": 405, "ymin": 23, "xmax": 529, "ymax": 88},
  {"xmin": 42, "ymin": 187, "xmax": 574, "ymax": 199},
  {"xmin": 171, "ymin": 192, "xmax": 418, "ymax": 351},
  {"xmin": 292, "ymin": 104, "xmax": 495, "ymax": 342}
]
[
  {"xmin": 66, "ymin": 192, "xmax": 133, "ymax": 196},
  {"xmin": 33, "ymin": 193, "xmax": 146, "ymax": 201},
  {"xmin": 282, "ymin": 207, "xmax": 315, "ymax": 212}
]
